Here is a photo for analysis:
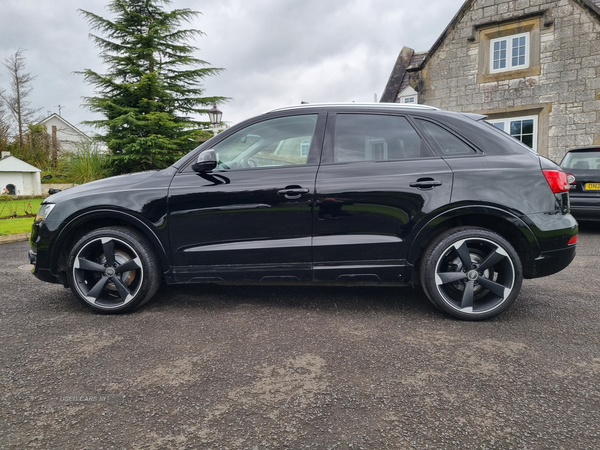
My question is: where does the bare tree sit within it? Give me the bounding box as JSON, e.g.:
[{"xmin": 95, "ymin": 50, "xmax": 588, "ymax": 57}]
[
  {"xmin": 0, "ymin": 89, "xmax": 11, "ymax": 151},
  {"xmin": 0, "ymin": 49, "xmax": 41, "ymax": 150}
]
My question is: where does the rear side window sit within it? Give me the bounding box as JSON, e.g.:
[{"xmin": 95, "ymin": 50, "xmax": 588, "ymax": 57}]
[
  {"xmin": 333, "ymin": 114, "xmax": 434, "ymax": 163},
  {"xmin": 416, "ymin": 119, "xmax": 476, "ymax": 156}
]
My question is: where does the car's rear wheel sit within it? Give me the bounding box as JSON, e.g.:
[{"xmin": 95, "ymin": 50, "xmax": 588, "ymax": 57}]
[
  {"xmin": 420, "ymin": 227, "xmax": 523, "ymax": 320},
  {"xmin": 66, "ymin": 227, "xmax": 160, "ymax": 313}
]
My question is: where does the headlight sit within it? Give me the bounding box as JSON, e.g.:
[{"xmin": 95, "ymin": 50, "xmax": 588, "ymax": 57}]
[{"xmin": 35, "ymin": 203, "xmax": 56, "ymax": 222}]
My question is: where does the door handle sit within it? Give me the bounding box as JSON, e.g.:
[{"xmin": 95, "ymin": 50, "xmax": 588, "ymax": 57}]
[
  {"xmin": 409, "ymin": 179, "xmax": 443, "ymax": 190},
  {"xmin": 277, "ymin": 187, "xmax": 310, "ymax": 199}
]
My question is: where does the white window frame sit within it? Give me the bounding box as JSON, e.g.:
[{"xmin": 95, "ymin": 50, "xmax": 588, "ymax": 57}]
[
  {"xmin": 300, "ymin": 139, "xmax": 310, "ymax": 157},
  {"xmin": 398, "ymin": 86, "xmax": 418, "ymax": 105},
  {"xmin": 487, "ymin": 115, "xmax": 538, "ymax": 152},
  {"xmin": 366, "ymin": 137, "xmax": 388, "ymax": 160},
  {"xmin": 490, "ymin": 32, "xmax": 530, "ymax": 73}
]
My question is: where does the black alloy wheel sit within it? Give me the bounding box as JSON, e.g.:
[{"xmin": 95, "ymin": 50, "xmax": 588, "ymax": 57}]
[
  {"xmin": 420, "ymin": 227, "xmax": 523, "ymax": 320},
  {"xmin": 66, "ymin": 227, "xmax": 160, "ymax": 313}
]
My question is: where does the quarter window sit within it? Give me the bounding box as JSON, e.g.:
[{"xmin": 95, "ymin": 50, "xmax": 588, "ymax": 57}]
[
  {"xmin": 487, "ymin": 116, "xmax": 537, "ymax": 152},
  {"xmin": 333, "ymin": 114, "xmax": 432, "ymax": 162},
  {"xmin": 416, "ymin": 120, "xmax": 476, "ymax": 156},
  {"xmin": 490, "ymin": 32, "xmax": 529, "ymax": 73}
]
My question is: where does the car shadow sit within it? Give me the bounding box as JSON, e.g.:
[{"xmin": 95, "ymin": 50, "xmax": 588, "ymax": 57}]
[{"xmin": 149, "ymin": 283, "xmax": 440, "ymax": 317}]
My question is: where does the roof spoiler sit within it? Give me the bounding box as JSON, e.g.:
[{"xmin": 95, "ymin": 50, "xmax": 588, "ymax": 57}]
[{"xmin": 461, "ymin": 112, "xmax": 488, "ymax": 121}]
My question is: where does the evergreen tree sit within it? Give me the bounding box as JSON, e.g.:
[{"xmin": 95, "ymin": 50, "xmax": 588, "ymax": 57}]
[{"xmin": 78, "ymin": 0, "xmax": 227, "ymax": 174}]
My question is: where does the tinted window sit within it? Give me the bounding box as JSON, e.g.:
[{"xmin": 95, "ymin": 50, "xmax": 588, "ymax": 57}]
[
  {"xmin": 416, "ymin": 119, "xmax": 476, "ymax": 156},
  {"xmin": 212, "ymin": 115, "xmax": 318, "ymax": 170},
  {"xmin": 333, "ymin": 114, "xmax": 432, "ymax": 163}
]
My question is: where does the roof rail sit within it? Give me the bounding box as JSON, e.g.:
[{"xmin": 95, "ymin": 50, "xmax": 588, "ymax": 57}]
[{"xmin": 266, "ymin": 102, "xmax": 440, "ymax": 113}]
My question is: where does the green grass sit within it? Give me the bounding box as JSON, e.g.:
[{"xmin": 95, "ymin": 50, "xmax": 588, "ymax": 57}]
[
  {"xmin": 0, "ymin": 198, "xmax": 43, "ymax": 236},
  {"xmin": 0, "ymin": 198, "xmax": 43, "ymax": 219},
  {"xmin": 0, "ymin": 217, "xmax": 34, "ymax": 236}
]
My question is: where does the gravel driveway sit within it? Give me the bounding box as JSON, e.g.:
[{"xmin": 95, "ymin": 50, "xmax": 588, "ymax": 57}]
[{"xmin": 1, "ymin": 225, "xmax": 599, "ymax": 449}]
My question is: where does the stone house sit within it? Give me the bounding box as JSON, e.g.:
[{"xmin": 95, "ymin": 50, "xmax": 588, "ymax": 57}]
[{"xmin": 381, "ymin": 0, "xmax": 600, "ymax": 162}]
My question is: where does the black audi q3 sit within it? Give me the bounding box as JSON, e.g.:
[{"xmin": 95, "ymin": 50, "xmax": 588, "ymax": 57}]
[{"xmin": 29, "ymin": 103, "xmax": 578, "ymax": 320}]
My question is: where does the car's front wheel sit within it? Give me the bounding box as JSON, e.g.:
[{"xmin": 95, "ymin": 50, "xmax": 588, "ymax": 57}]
[
  {"xmin": 66, "ymin": 227, "xmax": 161, "ymax": 313},
  {"xmin": 420, "ymin": 227, "xmax": 523, "ymax": 320}
]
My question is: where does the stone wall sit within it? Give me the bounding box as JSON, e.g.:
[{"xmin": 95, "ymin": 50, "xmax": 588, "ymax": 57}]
[{"xmin": 416, "ymin": 0, "xmax": 600, "ymax": 162}]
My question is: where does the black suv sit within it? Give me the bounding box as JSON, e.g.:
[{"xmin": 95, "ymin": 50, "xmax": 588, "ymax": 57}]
[{"xmin": 29, "ymin": 103, "xmax": 577, "ymax": 320}]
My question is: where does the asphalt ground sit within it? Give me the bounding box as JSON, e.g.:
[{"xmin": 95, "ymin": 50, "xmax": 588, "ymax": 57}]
[{"xmin": 1, "ymin": 224, "xmax": 599, "ymax": 449}]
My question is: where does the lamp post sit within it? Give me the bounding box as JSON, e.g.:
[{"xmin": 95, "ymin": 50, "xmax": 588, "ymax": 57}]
[{"xmin": 208, "ymin": 103, "xmax": 223, "ymax": 135}]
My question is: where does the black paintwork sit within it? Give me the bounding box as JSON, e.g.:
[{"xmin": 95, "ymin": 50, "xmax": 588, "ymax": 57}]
[{"xmin": 30, "ymin": 104, "xmax": 578, "ymax": 290}]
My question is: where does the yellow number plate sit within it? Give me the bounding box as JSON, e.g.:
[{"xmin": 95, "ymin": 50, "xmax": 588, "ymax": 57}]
[{"xmin": 584, "ymin": 183, "xmax": 600, "ymax": 191}]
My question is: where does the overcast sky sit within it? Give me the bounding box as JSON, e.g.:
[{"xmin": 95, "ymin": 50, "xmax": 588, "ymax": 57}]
[{"xmin": 0, "ymin": 0, "xmax": 465, "ymax": 134}]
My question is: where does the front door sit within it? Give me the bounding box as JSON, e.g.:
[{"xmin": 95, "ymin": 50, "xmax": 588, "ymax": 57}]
[{"xmin": 168, "ymin": 113, "xmax": 325, "ymax": 283}]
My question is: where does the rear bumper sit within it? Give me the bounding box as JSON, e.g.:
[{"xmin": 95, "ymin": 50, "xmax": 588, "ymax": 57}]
[
  {"xmin": 527, "ymin": 245, "xmax": 576, "ymax": 279},
  {"xmin": 569, "ymin": 195, "xmax": 600, "ymax": 221},
  {"xmin": 570, "ymin": 205, "xmax": 600, "ymax": 221}
]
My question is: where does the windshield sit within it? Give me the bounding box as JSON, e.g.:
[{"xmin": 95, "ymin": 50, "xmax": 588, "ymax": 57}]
[{"xmin": 561, "ymin": 150, "xmax": 600, "ymax": 170}]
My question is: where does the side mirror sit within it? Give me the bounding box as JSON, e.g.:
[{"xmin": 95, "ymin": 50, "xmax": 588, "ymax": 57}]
[{"xmin": 192, "ymin": 149, "xmax": 217, "ymax": 173}]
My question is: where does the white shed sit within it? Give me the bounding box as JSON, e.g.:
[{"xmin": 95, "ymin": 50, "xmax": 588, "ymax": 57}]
[{"xmin": 0, "ymin": 154, "xmax": 42, "ymax": 196}]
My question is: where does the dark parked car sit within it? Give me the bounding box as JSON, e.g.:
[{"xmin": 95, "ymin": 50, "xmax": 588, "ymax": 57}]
[
  {"xmin": 29, "ymin": 103, "xmax": 577, "ymax": 320},
  {"xmin": 560, "ymin": 146, "xmax": 600, "ymax": 222}
]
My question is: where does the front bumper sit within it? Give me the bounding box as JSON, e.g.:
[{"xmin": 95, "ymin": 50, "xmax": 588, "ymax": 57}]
[{"xmin": 29, "ymin": 249, "xmax": 61, "ymax": 284}]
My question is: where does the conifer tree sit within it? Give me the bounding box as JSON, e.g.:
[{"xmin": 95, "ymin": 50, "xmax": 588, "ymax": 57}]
[{"xmin": 79, "ymin": 0, "xmax": 226, "ymax": 174}]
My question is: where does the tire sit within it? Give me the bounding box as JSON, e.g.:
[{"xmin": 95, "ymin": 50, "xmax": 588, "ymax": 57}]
[
  {"xmin": 419, "ymin": 227, "xmax": 523, "ymax": 320},
  {"xmin": 66, "ymin": 226, "xmax": 161, "ymax": 314}
]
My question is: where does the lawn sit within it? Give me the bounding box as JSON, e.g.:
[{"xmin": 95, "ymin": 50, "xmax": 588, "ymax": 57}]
[
  {"xmin": 0, "ymin": 198, "xmax": 43, "ymax": 219},
  {"xmin": 0, "ymin": 198, "xmax": 42, "ymax": 236},
  {"xmin": 0, "ymin": 217, "xmax": 34, "ymax": 236}
]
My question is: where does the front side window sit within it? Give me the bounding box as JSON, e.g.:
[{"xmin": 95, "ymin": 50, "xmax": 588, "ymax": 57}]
[
  {"xmin": 211, "ymin": 115, "xmax": 318, "ymax": 170},
  {"xmin": 333, "ymin": 114, "xmax": 432, "ymax": 163},
  {"xmin": 487, "ymin": 115, "xmax": 537, "ymax": 152},
  {"xmin": 490, "ymin": 32, "xmax": 530, "ymax": 73}
]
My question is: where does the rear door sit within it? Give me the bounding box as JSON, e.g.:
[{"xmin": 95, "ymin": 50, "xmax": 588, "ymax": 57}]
[{"xmin": 312, "ymin": 112, "xmax": 453, "ymax": 283}]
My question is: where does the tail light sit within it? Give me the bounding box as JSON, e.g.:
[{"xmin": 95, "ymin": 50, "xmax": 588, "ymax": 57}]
[
  {"xmin": 568, "ymin": 235, "xmax": 578, "ymax": 246},
  {"xmin": 543, "ymin": 170, "xmax": 570, "ymax": 193}
]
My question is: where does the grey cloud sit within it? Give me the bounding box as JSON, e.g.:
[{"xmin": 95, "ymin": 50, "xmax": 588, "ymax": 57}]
[{"xmin": 1, "ymin": 0, "xmax": 464, "ymax": 131}]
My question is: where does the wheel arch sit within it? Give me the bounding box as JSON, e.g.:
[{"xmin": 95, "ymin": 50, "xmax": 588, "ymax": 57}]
[
  {"xmin": 407, "ymin": 205, "xmax": 540, "ymax": 282},
  {"xmin": 50, "ymin": 209, "xmax": 170, "ymax": 283}
]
